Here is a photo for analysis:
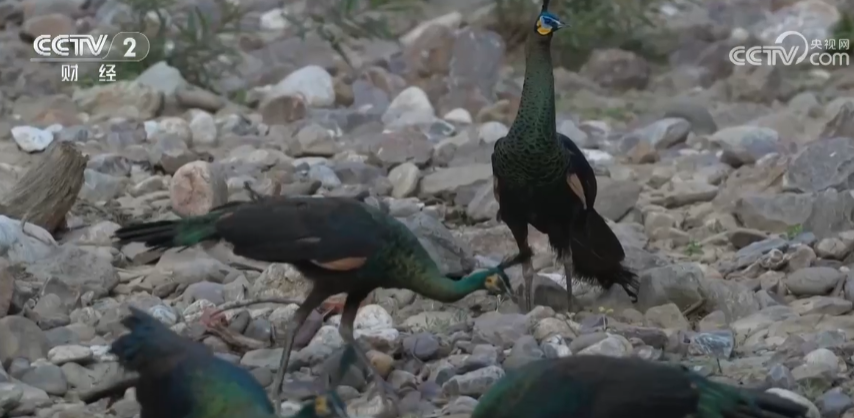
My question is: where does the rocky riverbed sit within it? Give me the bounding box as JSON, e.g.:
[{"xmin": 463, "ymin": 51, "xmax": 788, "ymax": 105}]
[{"xmin": 1, "ymin": 0, "xmax": 854, "ymax": 417}]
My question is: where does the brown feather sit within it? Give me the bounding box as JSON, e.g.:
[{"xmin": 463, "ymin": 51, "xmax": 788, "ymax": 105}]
[
  {"xmin": 566, "ymin": 173, "xmax": 587, "ymax": 209},
  {"xmin": 310, "ymin": 257, "xmax": 367, "ymax": 271}
]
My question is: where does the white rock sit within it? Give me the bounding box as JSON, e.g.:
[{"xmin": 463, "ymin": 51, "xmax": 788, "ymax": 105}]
[
  {"xmin": 279, "ymin": 400, "xmax": 302, "ymax": 416},
  {"xmin": 11, "ymin": 126, "xmax": 54, "ymax": 152},
  {"xmin": 400, "ymin": 11, "xmax": 462, "ymax": 46},
  {"xmin": 557, "ymin": 119, "xmax": 591, "ymax": 147},
  {"xmin": 328, "ymin": 304, "xmax": 394, "ymax": 331},
  {"xmin": 382, "ymin": 86, "xmax": 435, "ymax": 128},
  {"xmin": 271, "ymin": 65, "xmax": 335, "ymax": 107},
  {"xmin": 581, "ymin": 149, "xmax": 615, "ymax": 165},
  {"xmin": 187, "ymin": 109, "xmax": 218, "ymax": 145},
  {"xmin": 143, "ymin": 120, "xmax": 159, "ymax": 139},
  {"xmin": 260, "ymin": 8, "xmax": 290, "ymax": 31},
  {"xmin": 48, "ymin": 345, "xmax": 93, "ymax": 365},
  {"xmin": 170, "ymin": 161, "xmax": 228, "ymax": 217},
  {"xmin": 356, "ymin": 327, "xmax": 399, "ymax": 350},
  {"xmin": 765, "ymin": 388, "xmax": 820, "ymax": 418},
  {"xmin": 149, "ymin": 304, "xmax": 178, "ymax": 325},
  {"xmin": 803, "ymin": 347, "xmax": 840, "ymax": 372},
  {"xmin": 478, "ymin": 121, "xmax": 508, "ymax": 144},
  {"xmin": 443, "ymin": 108, "xmax": 473, "ymax": 124},
  {"xmin": 90, "ymin": 345, "xmax": 117, "ymax": 362},
  {"xmin": 354, "ymin": 304, "xmax": 393, "ymax": 330},
  {"xmin": 0, "ymin": 215, "xmax": 56, "ymax": 264},
  {"xmin": 577, "ymin": 334, "xmax": 632, "ymax": 357},
  {"xmin": 542, "ymin": 335, "xmax": 572, "ymax": 357},
  {"xmin": 388, "ymin": 162, "xmax": 420, "ymax": 198},
  {"xmin": 151, "ymin": 117, "xmax": 192, "ymax": 143}
]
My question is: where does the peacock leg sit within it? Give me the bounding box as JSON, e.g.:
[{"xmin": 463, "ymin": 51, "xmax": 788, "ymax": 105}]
[
  {"xmin": 561, "ymin": 250, "xmax": 574, "ymax": 312},
  {"xmin": 271, "ymin": 290, "xmax": 326, "ymax": 414},
  {"xmin": 522, "ymin": 260, "xmax": 534, "ymax": 312},
  {"xmin": 339, "ymin": 292, "xmax": 398, "ymax": 411},
  {"xmin": 508, "ymin": 222, "xmax": 533, "ymax": 312}
]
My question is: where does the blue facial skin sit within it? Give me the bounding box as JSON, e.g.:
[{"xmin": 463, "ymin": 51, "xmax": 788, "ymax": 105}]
[{"xmin": 537, "ymin": 11, "xmax": 565, "ymax": 32}]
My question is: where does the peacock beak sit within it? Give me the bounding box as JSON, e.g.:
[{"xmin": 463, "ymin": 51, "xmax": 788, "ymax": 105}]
[{"xmin": 553, "ymin": 18, "xmax": 567, "ymax": 29}]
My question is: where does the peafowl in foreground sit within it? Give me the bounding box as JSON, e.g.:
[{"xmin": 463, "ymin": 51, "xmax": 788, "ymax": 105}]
[
  {"xmin": 109, "ymin": 306, "xmax": 350, "ymax": 418},
  {"xmin": 490, "ymin": 0, "xmax": 639, "ymax": 312},
  {"xmin": 113, "ymin": 195, "xmax": 521, "ymax": 412},
  {"xmin": 470, "ymin": 355, "xmax": 809, "ymax": 418}
]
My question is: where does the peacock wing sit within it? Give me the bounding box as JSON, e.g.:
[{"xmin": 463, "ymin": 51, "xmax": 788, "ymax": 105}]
[
  {"xmin": 558, "ymin": 132, "xmax": 598, "ymax": 208},
  {"xmin": 212, "ymin": 197, "xmax": 383, "ymax": 270},
  {"xmin": 471, "ymin": 360, "xmax": 591, "ymax": 418}
]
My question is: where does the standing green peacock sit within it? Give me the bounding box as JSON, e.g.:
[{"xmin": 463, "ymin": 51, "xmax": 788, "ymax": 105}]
[
  {"xmin": 490, "ymin": 0, "xmax": 639, "ymax": 312},
  {"xmin": 112, "ymin": 194, "xmax": 520, "ymax": 413},
  {"xmin": 469, "ymin": 355, "xmax": 809, "ymax": 418},
  {"xmin": 109, "ymin": 306, "xmax": 350, "ymax": 418}
]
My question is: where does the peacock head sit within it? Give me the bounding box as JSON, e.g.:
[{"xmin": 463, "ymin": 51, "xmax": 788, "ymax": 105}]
[
  {"xmin": 479, "ymin": 267, "xmax": 513, "ymax": 297},
  {"xmin": 300, "ymin": 392, "xmax": 349, "ymax": 418},
  {"xmin": 535, "ymin": 0, "xmax": 566, "ymax": 37}
]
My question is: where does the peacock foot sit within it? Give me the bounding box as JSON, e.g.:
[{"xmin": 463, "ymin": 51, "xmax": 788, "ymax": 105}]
[{"xmin": 367, "ymin": 374, "xmax": 399, "ymax": 412}]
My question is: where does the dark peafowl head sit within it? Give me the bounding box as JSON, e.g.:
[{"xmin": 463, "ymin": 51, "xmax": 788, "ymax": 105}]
[
  {"xmin": 292, "ymin": 392, "xmax": 349, "ymax": 418},
  {"xmin": 534, "ymin": 0, "xmax": 566, "ymax": 38},
  {"xmin": 475, "ymin": 267, "xmax": 514, "ymax": 298}
]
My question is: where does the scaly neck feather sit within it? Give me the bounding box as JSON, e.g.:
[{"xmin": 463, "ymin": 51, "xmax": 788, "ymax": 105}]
[
  {"xmin": 416, "ymin": 270, "xmax": 493, "ymax": 303},
  {"xmin": 507, "ymin": 33, "xmax": 557, "ymax": 144}
]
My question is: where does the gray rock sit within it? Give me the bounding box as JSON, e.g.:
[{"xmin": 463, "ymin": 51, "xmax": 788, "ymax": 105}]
[
  {"xmin": 787, "ymin": 137, "xmax": 854, "ymax": 193},
  {"xmin": 20, "ymin": 363, "xmax": 67, "ymax": 396},
  {"xmin": 419, "ymin": 164, "xmax": 492, "ymax": 196},
  {"xmin": 7, "ymin": 381, "xmax": 50, "ymax": 415},
  {"xmin": 402, "ymin": 333, "xmax": 439, "ymax": 361},
  {"xmin": 399, "ymin": 212, "xmax": 475, "ymax": 276},
  {"xmin": 817, "ymin": 388, "xmax": 853, "ymax": 418},
  {"xmin": 804, "ymin": 189, "xmax": 854, "ymax": 240},
  {"xmin": 472, "ymin": 312, "xmax": 530, "ymax": 349},
  {"xmin": 502, "ymin": 336, "xmax": 543, "ymax": 370},
  {"xmin": 785, "ymin": 267, "xmax": 844, "ymax": 297},
  {"xmin": 135, "ymin": 61, "xmax": 188, "ymax": 95},
  {"xmin": 442, "ymin": 365, "xmax": 504, "ymax": 397},
  {"xmin": 711, "ymin": 126, "xmax": 780, "ymax": 167},
  {"xmin": 636, "ymin": 263, "xmax": 704, "ymax": 312},
  {"xmin": 594, "ymin": 178, "xmax": 641, "ymax": 221},
  {"xmin": 0, "ymin": 382, "xmax": 23, "ymax": 414},
  {"xmin": 25, "ymin": 244, "xmax": 119, "ymax": 297},
  {"xmin": 766, "ymin": 363, "xmax": 796, "ymax": 390},
  {"xmin": 0, "ymin": 316, "xmax": 50, "ymax": 365}
]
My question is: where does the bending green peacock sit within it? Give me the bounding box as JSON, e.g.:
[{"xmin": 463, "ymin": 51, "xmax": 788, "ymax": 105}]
[
  {"xmin": 470, "ymin": 355, "xmax": 809, "ymax": 418},
  {"xmin": 109, "ymin": 306, "xmax": 350, "ymax": 418},
  {"xmin": 113, "ymin": 194, "xmax": 521, "ymax": 413},
  {"xmin": 491, "ymin": 0, "xmax": 639, "ymax": 312}
]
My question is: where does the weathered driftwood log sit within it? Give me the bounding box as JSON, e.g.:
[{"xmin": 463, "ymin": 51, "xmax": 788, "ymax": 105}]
[{"xmin": 0, "ymin": 142, "xmax": 86, "ymax": 233}]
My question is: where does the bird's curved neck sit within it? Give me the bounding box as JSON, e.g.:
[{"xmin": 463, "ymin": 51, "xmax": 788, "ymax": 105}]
[
  {"xmin": 418, "ymin": 271, "xmax": 487, "ymax": 303},
  {"xmin": 508, "ymin": 34, "xmax": 557, "ymax": 143}
]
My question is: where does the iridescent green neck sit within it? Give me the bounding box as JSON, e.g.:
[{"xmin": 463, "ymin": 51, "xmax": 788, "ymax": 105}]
[
  {"xmin": 507, "ymin": 33, "xmax": 557, "ymax": 142},
  {"xmin": 417, "ymin": 270, "xmax": 494, "ymax": 303}
]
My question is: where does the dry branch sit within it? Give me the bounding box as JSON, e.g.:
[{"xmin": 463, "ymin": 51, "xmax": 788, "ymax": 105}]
[{"xmin": 0, "ymin": 142, "xmax": 86, "ymax": 233}]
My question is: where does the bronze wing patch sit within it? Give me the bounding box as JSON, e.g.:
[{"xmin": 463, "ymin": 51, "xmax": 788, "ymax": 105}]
[
  {"xmin": 566, "ymin": 173, "xmax": 587, "ymax": 209},
  {"xmin": 310, "ymin": 257, "xmax": 368, "ymax": 271}
]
